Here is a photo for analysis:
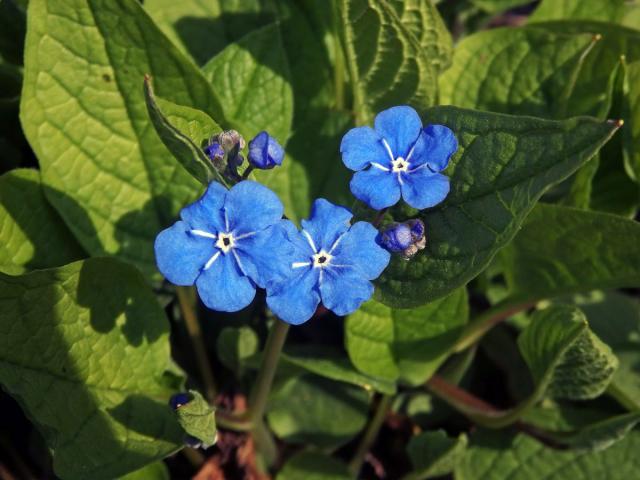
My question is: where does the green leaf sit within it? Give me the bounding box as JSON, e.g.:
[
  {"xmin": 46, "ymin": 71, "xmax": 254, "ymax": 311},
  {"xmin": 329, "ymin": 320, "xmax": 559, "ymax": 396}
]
[
  {"xmin": 388, "ymin": 0, "xmax": 453, "ymax": 74},
  {"xmin": 0, "ymin": 168, "xmax": 84, "ymax": 274},
  {"xmin": 375, "ymin": 107, "xmax": 620, "ymax": 308},
  {"xmin": 519, "ymin": 305, "xmax": 618, "ymax": 401},
  {"xmin": 201, "ymin": 23, "xmax": 292, "ymax": 144},
  {"xmin": 267, "ymin": 374, "xmax": 369, "ymax": 449},
  {"xmin": 0, "ymin": 258, "xmax": 183, "ymax": 479},
  {"xmin": 277, "ymin": 451, "xmax": 350, "ymax": 480},
  {"xmin": 143, "ymin": 76, "xmax": 224, "ymax": 187},
  {"xmin": 281, "ymin": 345, "xmax": 397, "ymax": 395},
  {"xmin": 340, "ymin": 0, "xmax": 437, "ymax": 124},
  {"xmin": 439, "ymin": 27, "xmax": 598, "ymax": 118},
  {"xmin": 119, "ymin": 461, "xmax": 169, "ymax": 480},
  {"xmin": 500, "ymin": 204, "xmax": 640, "ymax": 302},
  {"xmin": 456, "ymin": 429, "xmax": 640, "ymax": 480},
  {"xmin": 174, "ymin": 390, "xmax": 216, "ymax": 448},
  {"xmin": 345, "ymin": 288, "xmax": 468, "ymax": 385},
  {"xmin": 216, "ymin": 326, "xmax": 259, "ymax": 376},
  {"xmin": 573, "ymin": 291, "xmax": 640, "ymax": 410},
  {"xmin": 530, "ymin": 0, "xmax": 626, "ymax": 24},
  {"xmin": 144, "ymin": 0, "xmax": 275, "ymax": 66},
  {"xmin": 470, "ymin": 0, "xmax": 533, "ymax": 13},
  {"xmin": 549, "ymin": 412, "xmax": 640, "ymax": 452},
  {"xmin": 20, "ymin": 0, "xmax": 226, "ymax": 279},
  {"xmin": 405, "ymin": 430, "xmax": 467, "ymax": 480}
]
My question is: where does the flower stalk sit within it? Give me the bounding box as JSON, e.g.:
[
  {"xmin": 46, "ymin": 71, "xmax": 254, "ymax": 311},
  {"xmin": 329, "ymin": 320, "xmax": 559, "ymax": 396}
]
[
  {"xmin": 176, "ymin": 286, "xmax": 218, "ymax": 402},
  {"xmin": 347, "ymin": 393, "xmax": 392, "ymax": 476}
]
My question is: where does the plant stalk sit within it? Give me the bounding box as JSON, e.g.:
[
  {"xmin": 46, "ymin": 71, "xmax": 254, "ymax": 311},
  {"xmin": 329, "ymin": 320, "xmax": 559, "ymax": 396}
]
[
  {"xmin": 347, "ymin": 394, "xmax": 392, "ymax": 476},
  {"xmin": 176, "ymin": 287, "xmax": 218, "ymax": 403},
  {"xmin": 248, "ymin": 318, "xmax": 290, "ymax": 426}
]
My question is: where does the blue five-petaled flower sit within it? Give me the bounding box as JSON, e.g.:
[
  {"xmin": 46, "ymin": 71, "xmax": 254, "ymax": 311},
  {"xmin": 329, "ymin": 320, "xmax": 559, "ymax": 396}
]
[
  {"xmin": 267, "ymin": 199, "xmax": 390, "ymax": 325},
  {"xmin": 340, "ymin": 105, "xmax": 458, "ymax": 210},
  {"xmin": 155, "ymin": 181, "xmax": 293, "ymax": 312}
]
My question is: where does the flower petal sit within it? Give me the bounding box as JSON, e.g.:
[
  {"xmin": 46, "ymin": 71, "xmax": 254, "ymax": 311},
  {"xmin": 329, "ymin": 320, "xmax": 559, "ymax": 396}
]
[
  {"xmin": 332, "ymin": 222, "xmax": 390, "ymax": 279},
  {"xmin": 235, "ymin": 222, "xmax": 296, "ymax": 289},
  {"xmin": 409, "ymin": 125, "xmax": 457, "ymax": 171},
  {"xmin": 401, "ymin": 170, "xmax": 450, "ymax": 210},
  {"xmin": 180, "ymin": 181, "xmax": 227, "ymax": 233},
  {"xmin": 267, "ymin": 268, "xmax": 321, "ymax": 325},
  {"xmin": 195, "ymin": 253, "xmax": 256, "ymax": 312},
  {"xmin": 374, "ymin": 106, "xmax": 422, "ymax": 158},
  {"xmin": 154, "ymin": 221, "xmax": 215, "ymax": 285},
  {"xmin": 319, "ymin": 265, "xmax": 374, "ymax": 316},
  {"xmin": 340, "ymin": 126, "xmax": 390, "ymax": 171},
  {"xmin": 224, "ymin": 181, "xmax": 284, "ymax": 235},
  {"xmin": 301, "ymin": 199, "xmax": 353, "ymax": 251},
  {"xmin": 350, "ymin": 168, "xmax": 401, "ymax": 210}
]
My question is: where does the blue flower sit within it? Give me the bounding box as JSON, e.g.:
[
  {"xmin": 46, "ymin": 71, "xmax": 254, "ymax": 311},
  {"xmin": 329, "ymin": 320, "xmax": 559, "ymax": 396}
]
[
  {"xmin": 340, "ymin": 105, "xmax": 457, "ymax": 210},
  {"xmin": 267, "ymin": 199, "xmax": 390, "ymax": 325},
  {"xmin": 248, "ymin": 131, "xmax": 285, "ymax": 169},
  {"xmin": 155, "ymin": 181, "xmax": 293, "ymax": 312}
]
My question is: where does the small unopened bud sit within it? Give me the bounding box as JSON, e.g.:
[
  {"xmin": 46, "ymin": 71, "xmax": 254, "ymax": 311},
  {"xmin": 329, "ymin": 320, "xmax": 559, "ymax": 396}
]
[
  {"xmin": 378, "ymin": 219, "xmax": 426, "ymax": 259},
  {"xmin": 378, "ymin": 223, "xmax": 412, "ymax": 253},
  {"xmin": 204, "ymin": 142, "xmax": 225, "ymax": 168},
  {"xmin": 169, "ymin": 392, "xmax": 191, "ymax": 410},
  {"xmin": 218, "ymin": 130, "xmax": 245, "ymax": 152},
  {"xmin": 248, "ymin": 131, "xmax": 284, "ymax": 169}
]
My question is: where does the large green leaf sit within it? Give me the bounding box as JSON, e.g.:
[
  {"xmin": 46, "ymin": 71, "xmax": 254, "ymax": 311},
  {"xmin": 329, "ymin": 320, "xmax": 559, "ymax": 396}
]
[
  {"xmin": 145, "ymin": 0, "xmax": 275, "ymax": 66},
  {"xmin": 623, "ymin": 61, "xmax": 640, "ymax": 182},
  {"xmin": 388, "ymin": 0, "xmax": 452, "ymax": 74},
  {"xmin": 573, "ymin": 291, "xmax": 640, "ymax": 410},
  {"xmin": 201, "ymin": 23, "xmax": 292, "ymax": 144},
  {"xmin": 0, "ymin": 169, "xmax": 84, "ymax": 274},
  {"xmin": 456, "ymin": 430, "xmax": 640, "ymax": 480},
  {"xmin": 518, "ymin": 305, "xmax": 618, "ymax": 401},
  {"xmin": 0, "ymin": 258, "xmax": 183, "ymax": 479},
  {"xmin": 375, "ymin": 107, "xmax": 619, "ymax": 308},
  {"xmin": 500, "ymin": 204, "xmax": 640, "ymax": 301},
  {"xmin": 20, "ymin": 0, "xmax": 225, "ymax": 279},
  {"xmin": 267, "ymin": 374, "xmax": 369, "ymax": 449},
  {"xmin": 281, "ymin": 345, "xmax": 397, "ymax": 395},
  {"xmin": 340, "ymin": 0, "xmax": 437, "ymax": 124},
  {"xmin": 439, "ymin": 28, "xmax": 597, "ymax": 118},
  {"xmin": 469, "ymin": 0, "xmax": 533, "ymax": 13},
  {"xmin": 530, "ymin": 0, "xmax": 626, "ymax": 24},
  {"xmin": 345, "ymin": 288, "xmax": 468, "ymax": 385}
]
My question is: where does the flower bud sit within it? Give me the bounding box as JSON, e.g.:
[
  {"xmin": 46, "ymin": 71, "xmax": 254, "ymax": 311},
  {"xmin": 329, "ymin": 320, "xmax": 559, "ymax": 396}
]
[
  {"xmin": 378, "ymin": 219, "xmax": 426, "ymax": 259},
  {"xmin": 169, "ymin": 392, "xmax": 191, "ymax": 410},
  {"xmin": 378, "ymin": 223, "xmax": 413, "ymax": 253},
  {"xmin": 248, "ymin": 131, "xmax": 284, "ymax": 169},
  {"xmin": 218, "ymin": 130, "xmax": 245, "ymax": 152},
  {"xmin": 203, "ymin": 142, "xmax": 225, "ymax": 168}
]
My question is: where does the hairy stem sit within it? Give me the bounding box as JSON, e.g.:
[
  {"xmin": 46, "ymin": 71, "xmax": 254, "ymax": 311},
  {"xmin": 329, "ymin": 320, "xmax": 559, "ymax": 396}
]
[
  {"xmin": 348, "ymin": 394, "xmax": 392, "ymax": 476},
  {"xmin": 176, "ymin": 287, "xmax": 217, "ymax": 403},
  {"xmin": 453, "ymin": 299, "xmax": 534, "ymax": 353},
  {"xmin": 248, "ymin": 318, "xmax": 290, "ymax": 426}
]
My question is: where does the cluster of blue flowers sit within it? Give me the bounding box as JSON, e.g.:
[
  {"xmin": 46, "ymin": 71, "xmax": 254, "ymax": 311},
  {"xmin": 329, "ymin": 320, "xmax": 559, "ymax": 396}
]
[{"xmin": 155, "ymin": 106, "xmax": 458, "ymax": 325}]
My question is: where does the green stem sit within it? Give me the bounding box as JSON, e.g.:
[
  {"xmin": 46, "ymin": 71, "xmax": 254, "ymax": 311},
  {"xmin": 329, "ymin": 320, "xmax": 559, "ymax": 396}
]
[
  {"xmin": 347, "ymin": 394, "xmax": 392, "ymax": 476},
  {"xmin": 176, "ymin": 287, "xmax": 218, "ymax": 403},
  {"xmin": 332, "ymin": 0, "xmax": 346, "ymax": 110},
  {"xmin": 248, "ymin": 318, "xmax": 290, "ymax": 426},
  {"xmin": 241, "ymin": 165, "xmax": 254, "ymax": 180},
  {"xmin": 452, "ymin": 299, "xmax": 534, "ymax": 353}
]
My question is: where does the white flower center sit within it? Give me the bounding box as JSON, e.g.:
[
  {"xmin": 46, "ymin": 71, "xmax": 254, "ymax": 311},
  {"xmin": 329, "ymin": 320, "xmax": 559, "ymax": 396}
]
[
  {"xmin": 215, "ymin": 232, "xmax": 235, "ymax": 253},
  {"xmin": 312, "ymin": 250, "xmax": 333, "ymax": 268},
  {"xmin": 391, "ymin": 157, "xmax": 409, "ymax": 172}
]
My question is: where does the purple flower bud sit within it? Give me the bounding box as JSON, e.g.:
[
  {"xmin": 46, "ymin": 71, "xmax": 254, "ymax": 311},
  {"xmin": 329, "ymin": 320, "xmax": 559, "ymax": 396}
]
[
  {"xmin": 378, "ymin": 223, "xmax": 413, "ymax": 253},
  {"xmin": 204, "ymin": 142, "xmax": 224, "ymax": 165},
  {"xmin": 218, "ymin": 130, "xmax": 245, "ymax": 152},
  {"xmin": 248, "ymin": 131, "xmax": 284, "ymax": 169},
  {"xmin": 169, "ymin": 392, "xmax": 191, "ymax": 410},
  {"xmin": 184, "ymin": 435, "xmax": 203, "ymax": 449},
  {"xmin": 408, "ymin": 219, "xmax": 425, "ymax": 241}
]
